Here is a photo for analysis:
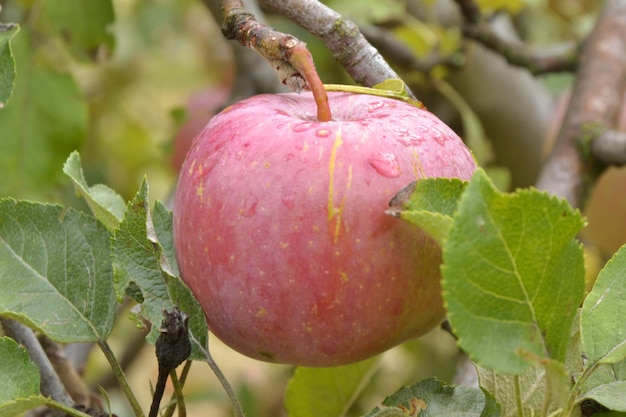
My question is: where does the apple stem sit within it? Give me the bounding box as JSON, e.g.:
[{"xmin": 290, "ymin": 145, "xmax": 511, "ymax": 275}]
[
  {"xmin": 288, "ymin": 42, "xmax": 331, "ymax": 122},
  {"xmin": 221, "ymin": 1, "xmax": 332, "ymax": 122}
]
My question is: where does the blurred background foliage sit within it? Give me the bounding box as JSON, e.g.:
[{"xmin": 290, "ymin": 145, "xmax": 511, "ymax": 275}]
[{"xmin": 0, "ymin": 0, "xmax": 612, "ymax": 416}]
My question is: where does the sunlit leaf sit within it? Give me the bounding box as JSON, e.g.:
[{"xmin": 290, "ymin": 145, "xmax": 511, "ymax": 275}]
[{"xmin": 443, "ymin": 169, "xmax": 586, "ymax": 373}]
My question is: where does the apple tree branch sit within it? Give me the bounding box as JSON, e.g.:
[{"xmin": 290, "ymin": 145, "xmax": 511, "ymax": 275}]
[
  {"xmin": 258, "ymin": 0, "xmax": 414, "ymax": 98},
  {"xmin": 452, "ymin": 0, "xmax": 580, "ymax": 75},
  {"xmin": 1, "ymin": 318, "xmax": 73, "ymax": 417},
  {"xmin": 535, "ymin": 0, "xmax": 626, "ymax": 208},
  {"xmin": 220, "ymin": 0, "xmax": 331, "ymax": 121}
]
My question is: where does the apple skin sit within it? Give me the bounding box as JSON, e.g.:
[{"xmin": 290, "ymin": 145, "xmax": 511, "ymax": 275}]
[{"xmin": 174, "ymin": 91, "xmax": 476, "ymax": 366}]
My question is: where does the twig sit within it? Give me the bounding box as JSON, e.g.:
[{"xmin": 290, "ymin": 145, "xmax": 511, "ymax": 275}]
[
  {"xmin": 452, "ymin": 0, "xmax": 580, "ymax": 75},
  {"xmin": 535, "ymin": 0, "xmax": 626, "ymax": 208},
  {"xmin": 259, "ymin": 0, "xmax": 415, "ymax": 98},
  {"xmin": 97, "ymin": 339, "xmax": 145, "ymax": 417},
  {"xmin": 221, "ymin": 0, "xmax": 331, "ymax": 121},
  {"xmin": 204, "ymin": 347, "xmax": 245, "ymax": 417},
  {"xmin": 169, "ymin": 371, "xmax": 186, "ymax": 417},
  {"xmin": 200, "ymin": 0, "xmax": 287, "ymax": 101},
  {"xmin": 1, "ymin": 318, "xmax": 73, "ymax": 416},
  {"xmin": 462, "ymin": 24, "xmax": 579, "ymax": 75},
  {"xmin": 162, "ymin": 361, "xmax": 192, "ymax": 417},
  {"xmin": 94, "ymin": 326, "xmax": 148, "ymax": 390},
  {"xmin": 38, "ymin": 335, "xmax": 93, "ymax": 407}
]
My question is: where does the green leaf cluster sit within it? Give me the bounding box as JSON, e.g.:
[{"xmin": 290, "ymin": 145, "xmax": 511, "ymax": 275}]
[
  {"xmin": 387, "ymin": 169, "xmax": 626, "ymax": 416},
  {"xmin": 1, "ymin": 155, "xmax": 625, "ymax": 417},
  {"xmin": 0, "ymin": 152, "xmax": 210, "ymax": 416}
]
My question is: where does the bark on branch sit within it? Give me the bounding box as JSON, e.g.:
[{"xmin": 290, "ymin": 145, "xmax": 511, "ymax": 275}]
[
  {"xmin": 259, "ymin": 0, "xmax": 414, "ymax": 98},
  {"xmin": 535, "ymin": 0, "xmax": 626, "ymax": 208},
  {"xmin": 221, "ymin": 0, "xmax": 331, "ymax": 121},
  {"xmin": 1, "ymin": 319, "xmax": 73, "ymax": 416},
  {"xmin": 452, "ymin": 0, "xmax": 579, "ymax": 75}
]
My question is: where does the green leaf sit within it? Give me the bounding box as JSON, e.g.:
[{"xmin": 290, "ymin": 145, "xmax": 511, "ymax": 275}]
[
  {"xmin": 580, "ymin": 381, "xmax": 626, "ymax": 412},
  {"xmin": 152, "ymin": 200, "xmax": 180, "ymax": 278},
  {"xmin": 323, "ymin": 0, "xmax": 407, "ymax": 24},
  {"xmin": 112, "ymin": 180, "xmax": 208, "ymax": 359},
  {"xmin": 63, "ymin": 151, "xmax": 126, "ymax": 232},
  {"xmin": 0, "ymin": 200, "xmax": 116, "ymax": 342},
  {"xmin": 324, "ymin": 83, "xmax": 424, "ymax": 108},
  {"xmin": 476, "ymin": 0, "xmax": 524, "ymax": 14},
  {"xmin": 0, "ymin": 30, "xmax": 87, "ymax": 199},
  {"xmin": 386, "ymin": 178, "xmax": 467, "ymax": 246},
  {"xmin": 581, "ymin": 245, "xmax": 626, "ymax": 365},
  {"xmin": 364, "ymin": 378, "xmax": 500, "ymax": 417},
  {"xmin": 284, "ymin": 357, "xmax": 379, "ymax": 417},
  {"xmin": 0, "ymin": 396, "xmax": 47, "ymax": 417},
  {"xmin": 580, "ymin": 358, "xmax": 626, "ymax": 411},
  {"xmin": 372, "ymin": 79, "xmax": 410, "ymax": 98},
  {"xmin": 0, "ymin": 336, "xmax": 40, "ymax": 401},
  {"xmin": 41, "ymin": 0, "xmax": 115, "ymax": 60},
  {"xmin": 442, "ymin": 169, "xmax": 586, "ymax": 374},
  {"xmin": 0, "ymin": 23, "xmax": 20, "ymax": 107},
  {"xmin": 478, "ymin": 358, "xmax": 569, "ymax": 417}
]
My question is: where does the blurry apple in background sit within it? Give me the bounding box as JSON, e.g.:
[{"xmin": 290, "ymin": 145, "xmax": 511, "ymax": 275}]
[
  {"xmin": 173, "ymin": 91, "xmax": 476, "ymax": 366},
  {"xmin": 170, "ymin": 86, "xmax": 230, "ymax": 173}
]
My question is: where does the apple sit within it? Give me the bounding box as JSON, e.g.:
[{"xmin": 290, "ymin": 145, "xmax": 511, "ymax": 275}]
[
  {"xmin": 173, "ymin": 91, "xmax": 476, "ymax": 366},
  {"xmin": 170, "ymin": 86, "xmax": 230, "ymax": 173}
]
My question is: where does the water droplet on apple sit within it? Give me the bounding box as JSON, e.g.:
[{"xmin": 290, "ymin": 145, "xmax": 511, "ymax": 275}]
[
  {"xmin": 368, "ymin": 153, "xmax": 401, "ymax": 178},
  {"xmin": 281, "ymin": 194, "xmax": 296, "ymax": 209},
  {"xmin": 315, "ymin": 129, "xmax": 331, "ymax": 137},
  {"xmin": 367, "ymin": 101, "xmax": 385, "ymax": 112},
  {"xmin": 292, "ymin": 122, "xmax": 316, "ymax": 132},
  {"xmin": 430, "ymin": 127, "xmax": 445, "ymax": 145},
  {"xmin": 240, "ymin": 195, "xmax": 258, "ymax": 217},
  {"xmin": 394, "ymin": 128, "xmax": 424, "ymax": 147}
]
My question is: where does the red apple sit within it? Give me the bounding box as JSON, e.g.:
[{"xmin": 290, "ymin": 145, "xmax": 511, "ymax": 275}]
[
  {"xmin": 173, "ymin": 91, "xmax": 476, "ymax": 366},
  {"xmin": 171, "ymin": 86, "xmax": 230, "ymax": 173}
]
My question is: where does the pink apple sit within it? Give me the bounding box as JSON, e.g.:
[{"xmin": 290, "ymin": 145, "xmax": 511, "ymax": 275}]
[
  {"xmin": 171, "ymin": 87, "xmax": 230, "ymax": 173},
  {"xmin": 173, "ymin": 91, "xmax": 476, "ymax": 366}
]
